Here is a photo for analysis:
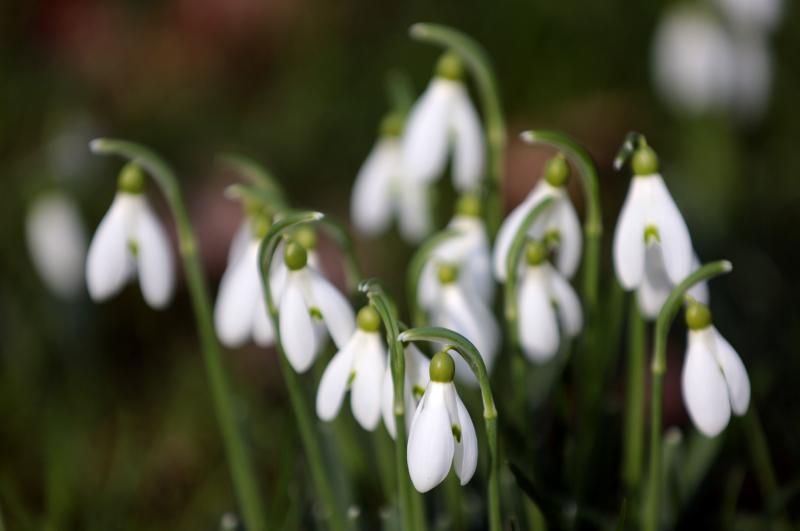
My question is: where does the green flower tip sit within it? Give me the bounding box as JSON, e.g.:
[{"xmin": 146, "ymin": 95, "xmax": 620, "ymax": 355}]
[
  {"xmin": 455, "ymin": 193, "xmax": 482, "ymax": 218},
  {"xmin": 632, "ymin": 139, "xmax": 659, "ymax": 176},
  {"xmin": 437, "ymin": 263, "xmax": 459, "ymax": 284},
  {"xmin": 436, "ymin": 51, "xmax": 465, "ymax": 81},
  {"xmin": 357, "ymin": 306, "xmax": 381, "ymax": 332},
  {"xmin": 293, "ymin": 226, "xmax": 317, "ymax": 250},
  {"xmin": 685, "ymin": 301, "xmax": 712, "ymax": 331},
  {"xmin": 544, "ymin": 153, "xmax": 569, "ymax": 187},
  {"xmin": 251, "ymin": 215, "xmax": 271, "ymax": 240},
  {"xmin": 380, "ymin": 113, "xmax": 404, "ymax": 138},
  {"xmin": 430, "ymin": 350, "xmax": 455, "ymax": 383},
  {"xmin": 644, "ymin": 224, "xmax": 660, "ymax": 245},
  {"xmin": 526, "ymin": 240, "xmax": 547, "ymax": 266},
  {"xmin": 117, "ymin": 163, "xmax": 145, "ymax": 194},
  {"xmin": 284, "ymin": 240, "xmax": 308, "ymax": 271}
]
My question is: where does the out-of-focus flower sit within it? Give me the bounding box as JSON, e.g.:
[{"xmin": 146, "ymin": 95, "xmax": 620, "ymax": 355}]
[
  {"xmin": 351, "ymin": 113, "xmax": 432, "ymax": 243},
  {"xmin": 613, "ymin": 143, "xmax": 692, "ymax": 294},
  {"xmin": 381, "ymin": 344, "xmax": 430, "ymax": 439},
  {"xmin": 402, "ymin": 53, "xmax": 484, "ymax": 192},
  {"xmin": 86, "ymin": 163, "xmax": 174, "ymax": 309},
  {"xmin": 517, "ymin": 241, "xmax": 582, "ymax": 362},
  {"xmin": 682, "ymin": 301, "xmax": 750, "ymax": 437},
  {"xmin": 278, "ymin": 240, "xmax": 354, "ymax": 373},
  {"xmin": 407, "ymin": 350, "xmax": 477, "ymax": 493},
  {"xmin": 26, "ymin": 192, "xmax": 87, "ymax": 299},
  {"xmin": 714, "ymin": 0, "xmax": 783, "ymax": 32},
  {"xmin": 493, "ymin": 154, "xmax": 582, "ymax": 281},
  {"xmin": 316, "ymin": 306, "xmax": 386, "ymax": 430}
]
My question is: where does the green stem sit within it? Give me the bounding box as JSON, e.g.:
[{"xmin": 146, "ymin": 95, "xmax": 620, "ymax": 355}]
[
  {"xmin": 644, "ymin": 260, "xmax": 733, "ymax": 531},
  {"xmin": 385, "ymin": 69, "xmax": 415, "ymax": 117},
  {"xmin": 399, "ymin": 326, "xmax": 501, "ymax": 531},
  {"xmin": 623, "ymin": 301, "xmax": 646, "ymax": 497},
  {"xmin": 360, "ymin": 279, "xmax": 417, "ymax": 530},
  {"xmin": 409, "ymin": 23, "xmax": 506, "ymax": 235},
  {"xmin": 89, "ymin": 139, "xmax": 267, "ymax": 531},
  {"xmin": 257, "ymin": 211, "xmax": 346, "ymax": 531},
  {"xmin": 741, "ymin": 406, "xmax": 783, "ymax": 517}
]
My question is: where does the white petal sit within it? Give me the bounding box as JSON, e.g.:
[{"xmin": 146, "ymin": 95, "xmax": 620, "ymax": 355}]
[
  {"xmin": 306, "ymin": 269, "xmax": 355, "ymax": 349},
  {"xmin": 553, "ymin": 197, "xmax": 583, "ymax": 279},
  {"xmin": 316, "ymin": 332, "xmax": 358, "ymax": 421},
  {"xmin": 279, "ymin": 274, "xmax": 319, "ymax": 372},
  {"xmin": 519, "ymin": 267, "xmax": 560, "ymax": 362},
  {"xmin": 214, "ymin": 242, "xmax": 260, "ymax": 347},
  {"xmin": 381, "ymin": 366, "xmax": 397, "ymax": 438},
  {"xmin": 452, "ymin": 392, "xmax": 478, "ymax": 485},
  {"xmin": 252, "ymin": 290, "xmax": 275, "ymax": 347},
  {"xmin": 439, "ymin": 285, "xmax": 499, "ymax": 381},
  {"xmin": 407, "ymin": 383, "xmax": 455, "ymax": 493},
  {"xmin": 682, "ymin": 329, "xmax": 731, "ymax": 437},
  {"xmin": 402, "ymin": 79, "xmax": 455, "ymax": 184},
  {"xmin": 613, "ymin": 177, "xmax": 648, "ymax": 290},
  {"xmin": 546, "ymin": 264, "xmax": 583, "ymax": 337},
  {"xmin": 86, "ymin": 194, "xmax": 135, "ymax": 302},
  {"xmin": 135, "ymin": 201, "xmax": 174, "ymax": 309},
  {"xmin": 492, "ymin": 184, "xmax": 549, "ymax": 281},
  {"xmin": 227, "ymin": 220, "xmax": 252, "ymax": 266},
  {"xmin": 650, "ymin": 175, "xmax": 692, "ymax": 285},
  {"xmin": 351, "ymin": 139, "xmax": 397, "ymax": 235},
  {"xmin": 406, "ymin": 344, "xmax": 432, "ymax": 391},
  {"xmin": 637, "ymin": 245, "xmax": 673, "ymax": 320},
  {"xmin": 350, "ymin": 332, "xmax": 387, "ymax": 430},
  {"xmin": 449, "ymin": 84, "xmax": 485, "ymax": 191},
  {"xmin": 397, "ymin": 180, "xmax": 433, "ymax": 243},
  {"xmin": 711, "ymin": 327, "xmax": 750, "ymax": 416}
]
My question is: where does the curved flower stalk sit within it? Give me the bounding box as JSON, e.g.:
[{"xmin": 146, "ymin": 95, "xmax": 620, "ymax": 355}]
[
  {"xmin": 493, "ymin": 153, "xmax": 582, "ymax": 281},
  {"xmin": 408, "ymin": 22, "xmax": 506, "ymax": 233},
  {"xmin": 316, "ymin": 306, "xmax": 386, "ymax": 430},
  {"xmin": 682, "ymin": 301, "xmax": 750, "ymax": 437},
  {"xmin": 352, "ymin": 112, "xmax": 432, "ymax": 243},
  {"xmin": 644, "ymin": 260, "xmax": 732, "ymax": 531},
  {"xmin": 26, "ymin": 191, "xmax": 87, "ymax": 299},
  {"xmin": 399, "ymin": 326, "xmax": 501, "ymax": 531},
  {"xmin": 89, "ymin": 139, "xmax": 267, "ymax": 531},
  {"xmin": 517, "ymin": 241, "xmax": 583, "ymax": 363},
  {"xmin": 85, "ymin": 163, "xmax": 175, "ymax": 309},
  {"xmin": 637, "ymin": 252, "xmax": 709, "ymax": 320}
]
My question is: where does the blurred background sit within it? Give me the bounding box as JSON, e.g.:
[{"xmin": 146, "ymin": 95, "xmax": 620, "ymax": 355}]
[{"xmin": 1, "ymin": 0, "xmax": 798, "ymax": 529}]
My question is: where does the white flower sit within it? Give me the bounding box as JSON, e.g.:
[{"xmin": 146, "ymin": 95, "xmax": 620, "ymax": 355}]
[
  {"xmin": 278, "ymin": 241, "xmax": 355, "ymax": 373},
  {"xmin": 381, "ymin": 344, "xmax": 430, "ymax": 439},
  {"xmin": 493, "ymin": 156, "xmax": 582, "ymax": 281},
  {"xmin": 86, "ymin": 164, "xmax": 174, "ymax": 309},
  {"xmin": 351, "ymin": 115, "xmax": 432, "ymax": 243},
  {"xmin": 518, "ymin": 243, "xmax": 583, "ymax": 363},
  {"xmin": 637, "ymin": 252, "xmax": 709, "ymax": 320},
  {"xmin": 25, "ymin": 192, "xmax": 87, "ymax": 298},
  {"xmin": 401, "ymin": 54, "xmax": 484, "ymax": 192},
  {"xmin": 682, "ymin": 305, "xmax": 750, "ymax": 437},
  {"xmin": 407, "ymin": 351, "xmax": 478, "ymax": 493},
  {"xmin": 316, "ymin": 307, "xmax": 386, "ymax": 430},
  {"xmin": 613, "ymin": 148, "xmax": 692, "ymax": 294}
]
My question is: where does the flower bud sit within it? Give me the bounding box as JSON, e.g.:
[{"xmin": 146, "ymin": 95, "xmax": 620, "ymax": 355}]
[
  {"xmin": 544, "ymin": 153, "xmax": 569, "ymax": 187},
  {"xmin": 429, "ymin": 350, "xmax": 455, "ymax": 383},
  {"xmin": 293, "ymin": 226, "xmax": 317, "ymax": 250},
  {"xmin": 356, "ymin": 305, "xmax": 381, "ymax": 332},
  {"xmin": 632, "ymin": 142, "xmax": 659, "ymax": 175},
  {"xmin": 117, "ymin": 163, "xmax": 145, "ymax": 194},
  {"xmin": 436, "ymin": 52, "xmax": 465, "ymax": 81},
  {"xmin": 455, "ymin": 193, "xmax": 482, "ymax": 218},
  {"xmin": 685, "ymin": 301, "xmax": 712, "ymax": 330},
  {"xmin": 284, "ymin": 240, "xmax": 308, "ymax": 271},
  {"xmin": 525, "ymin": 240, "xmax": 548, "ymax": 266}
]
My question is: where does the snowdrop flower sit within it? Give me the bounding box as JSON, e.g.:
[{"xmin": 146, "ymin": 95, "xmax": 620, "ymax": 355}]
[
  {"xmin": 278, "ymin": 239, "xmax": 355, "ymax": 373},
  {"xmin": 381, "ymin": 343, "xmax": 430, "ymax": 439},
  {"xmin": 86, "ymin": 163, "xmax": 174, "ymax": 309},
  {"xmin": 402, "ymin": 52, "xmax": 485, "ymax": 192},
  {"xmin": 214, "ymin": 216, "xmax": 276, "ymax": 348},
  {"xmin": 493, "ymin": 154, "xmax": 582, "ymax": 281},
  {"xmin": 25, "ymin": 192, "xmax": 87, "ymax": 298},
  {"xmin": 316, "ymin": 306, "xmax": 386, "ymax": 430},
  {"xmin": 518, "ymin": 241, "xmax": 583, "ymax": 362},
  {"xmin": 637, "ymin": 252, "xmax": 709, "ymax": 320},
  {"xmin": 351, "ymin": 113, "xmax": 432, "ymax": 243},
  {"xmin": 613, "ymin": 143, "xmax": 693, "ymax": 296},
  {"xmin": 407, "ymin": 350, "xmax": 477, "ymax": 493},
  {"xmin": 682, "ymin": 301, "xmax": 750, "ymax": 437}
]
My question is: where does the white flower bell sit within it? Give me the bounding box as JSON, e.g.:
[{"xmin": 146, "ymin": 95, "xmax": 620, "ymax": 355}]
[
  {"xmin": 351, "ymin": 113, "xmax": 432, "ymax": 243},
  {"xmin": 407, "ymin": 350, "xmax": 478, "ymax": 493},
  {"xmin": 493, "ymin": 154, "xmax": 582, "ymax": 281},
  {"xmin": 316, "ymin": 306, "xmax": 387, "ymax": 430},
  {"xmin": 26, "ymin": 192, "xmax": 87, "ymax": 299},
  {"xmin": 401, "ymin": 53, "xmax": 485, "ymax": 192},
  {"xmin": 278, "ymin": 240, "xmax": 355, "ymax": 373},
  {"xmin": 518, "ymin": 241, "xmax": 583, "ymax": 362},
  {"xmin": 86, "ymin": 163, "xmax": 174, "ymax": 309},
  {"xmin": 381, "ymin": 343, "xmax": 430, "ymax": 439},
  {"xmin": 613, "ymin": 143, "xmax": 693, "ymax": 295},
  {"xmin": 682, "ymin": 301, "xmax": 750, "ymax": 437}
]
